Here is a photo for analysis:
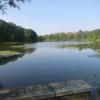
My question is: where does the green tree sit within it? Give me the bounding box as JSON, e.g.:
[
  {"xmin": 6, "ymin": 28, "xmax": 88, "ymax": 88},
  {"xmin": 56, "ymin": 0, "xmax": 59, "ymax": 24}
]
[
  {"xmin": 0, "ymin": 19, "xmax": 37, "ymax": 42},
  {"xmin": 40, "ymin": 29, "xmax": 100, "ymax": 42},
  {"xmin": 24, "ymin": 29, "xmax": 37, "ymax": 42},
  {"xmin": 0, "ymin": 0, "xmax": 30, "ymax": 13}
]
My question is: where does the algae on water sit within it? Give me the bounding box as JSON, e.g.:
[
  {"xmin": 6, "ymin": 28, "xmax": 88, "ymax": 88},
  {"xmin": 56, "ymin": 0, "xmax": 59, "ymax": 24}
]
[{"xmin": 0, "ymin": 51, "xmax": 22, "ymax": 57}]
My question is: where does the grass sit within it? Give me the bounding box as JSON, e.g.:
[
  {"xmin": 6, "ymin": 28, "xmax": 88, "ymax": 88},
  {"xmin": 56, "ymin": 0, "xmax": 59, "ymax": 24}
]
[
  {"xmin": 11, "ymin": 45, "xmax": 24, "ymax": 48},
  {"xmin": 0, "ymin": 51, "xmax": 22, "ymax": 57}
]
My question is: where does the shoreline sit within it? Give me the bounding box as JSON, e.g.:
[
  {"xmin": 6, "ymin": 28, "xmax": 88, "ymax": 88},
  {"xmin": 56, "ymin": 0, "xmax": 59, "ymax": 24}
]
[{"xmin": 0, "ymin": 51, "xmax": 22, "ymax": 59}]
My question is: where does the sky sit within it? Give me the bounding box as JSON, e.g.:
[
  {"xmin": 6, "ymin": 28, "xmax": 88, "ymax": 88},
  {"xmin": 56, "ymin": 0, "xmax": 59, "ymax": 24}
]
[{"xmin": 0, "ymin": 0, "xmax": 100, "ymax": 35}]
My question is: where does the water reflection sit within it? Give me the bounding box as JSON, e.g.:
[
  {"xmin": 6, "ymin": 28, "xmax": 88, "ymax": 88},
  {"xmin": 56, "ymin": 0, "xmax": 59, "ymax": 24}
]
[
  {"xmin": 89, "ymin": 54, "xmax": 100, "ymax": 59},
  {"xmin": 0, "ymin": 44, "xmax": 36, "ymax": 65},
  {"xmin": 58, "ymin": 43, "xmax": 100, "ymax": 50},
  {"xmin": 58, "ymin": 43, "xmax": 100, "ymax": 59},
  {"xmin": 0, "ymin": 55, "xmax": 24, "ymax": 65},
  {"xmin": 0, "ymin": 82, "xmax": 3, "ymax": 89},
  {"xmin": 0, "ymin": 42, "xmax": 100, "ymax": 89}
]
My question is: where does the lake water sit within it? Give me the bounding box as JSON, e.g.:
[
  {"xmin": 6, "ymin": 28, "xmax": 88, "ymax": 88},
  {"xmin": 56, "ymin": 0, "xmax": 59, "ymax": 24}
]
[{"xmin": 0, "ymin": 41, "xmax": 100, "ymax": 89}]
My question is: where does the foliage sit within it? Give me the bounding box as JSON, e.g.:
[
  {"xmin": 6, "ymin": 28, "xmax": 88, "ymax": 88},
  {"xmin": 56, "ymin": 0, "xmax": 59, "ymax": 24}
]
[
  {"xmin": 40, "ymin": 29, "xmax": 100, "ymax": 42},
  {"xmin": 0, "ymin": 51, "xmax": 21, "ymax": 56},
  {"xmin": 0, "ymin": 0, "xmax": 29, "ymax": 13},
  {"xmin": 0, "ymin": 19, "xmax": 100, "ymax": 43},
  {"xmin": 0, "ymin": 19, "xmax": 37, "ymax": 42}
]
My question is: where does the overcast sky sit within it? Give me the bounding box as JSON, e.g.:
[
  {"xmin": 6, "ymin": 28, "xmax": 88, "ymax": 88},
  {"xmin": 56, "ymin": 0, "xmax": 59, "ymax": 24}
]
[{"xmin": 0, "ymin": 0, "xmax": 100, "ymax": 35}]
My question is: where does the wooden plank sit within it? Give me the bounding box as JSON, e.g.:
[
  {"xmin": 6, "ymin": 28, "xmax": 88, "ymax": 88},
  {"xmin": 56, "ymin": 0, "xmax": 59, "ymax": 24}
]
[
  {"xmin": 15, "ymin": 85, "xmax": 54, "ymax": 99},
  {"xmin": 0, "ymin": 89, "xmax": 11, "ymax": 94},
  {"xmin": 49, "ymin": 80, "xmax": 92, "ymax": 97},
  {"xmin": 0, "ymin": 80, "xmax": 92, "ymax": 100}
]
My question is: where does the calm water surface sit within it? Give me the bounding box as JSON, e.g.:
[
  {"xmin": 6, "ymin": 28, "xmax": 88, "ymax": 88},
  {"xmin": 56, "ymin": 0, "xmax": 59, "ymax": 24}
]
[{"xmin": 0, "ymin": 41, "xmax": 100, "ymax": 88}]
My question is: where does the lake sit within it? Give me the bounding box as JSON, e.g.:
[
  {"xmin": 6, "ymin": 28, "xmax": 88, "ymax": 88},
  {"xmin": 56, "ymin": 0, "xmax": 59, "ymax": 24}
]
[{"xmin": 0, "ymin": 41, "xmax": 100, "ymax": 89}]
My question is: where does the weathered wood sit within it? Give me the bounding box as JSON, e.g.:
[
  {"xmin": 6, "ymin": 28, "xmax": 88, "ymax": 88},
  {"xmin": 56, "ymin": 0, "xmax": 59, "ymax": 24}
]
[
  {"xmin": 49, "ymin": 80, "xmax": 92, "ymax": 97},
  {"xmin": 0, "ymin": 89, "xmax": 11, "ymax": 95},
  {"xmin": 0, "ymin": 80, "xmax": 92, "ymax": 100}
]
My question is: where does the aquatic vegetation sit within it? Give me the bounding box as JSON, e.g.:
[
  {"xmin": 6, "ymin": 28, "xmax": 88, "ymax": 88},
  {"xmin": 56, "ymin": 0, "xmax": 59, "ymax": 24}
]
[
  {"xmin": 0, "ymin": 51, "xmax": 22, "ymax": 58},
  {"xmin": 0, "ymin": 51, "xmax": 21, "ymax": 55}
]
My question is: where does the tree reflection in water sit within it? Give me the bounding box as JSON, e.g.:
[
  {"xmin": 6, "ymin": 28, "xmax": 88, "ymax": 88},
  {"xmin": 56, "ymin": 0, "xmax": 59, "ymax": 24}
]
[
  {"xmin": 0, "ymin": 83, "xmax": 3, "ymax": 89},
  {"xmin": 0, "ymin": 55, "xmax": 23, "ymax": 65},
  {"xmin": 58, "ymin": 42, "xmax": 100, "ymax": 59},
  {"xmin": 0, "ymin": 44, "xmax": 36, "ymax": 65}
]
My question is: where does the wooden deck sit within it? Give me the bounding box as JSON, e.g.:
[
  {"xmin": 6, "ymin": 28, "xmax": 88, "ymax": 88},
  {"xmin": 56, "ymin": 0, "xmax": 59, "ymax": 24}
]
[
  {"xmin": 49, "ymin": 80, "xmax": 92, "ymax": 97},
  {"xmin": 0, "ymin": 80, "xmax": 92, "ymax": 100}
]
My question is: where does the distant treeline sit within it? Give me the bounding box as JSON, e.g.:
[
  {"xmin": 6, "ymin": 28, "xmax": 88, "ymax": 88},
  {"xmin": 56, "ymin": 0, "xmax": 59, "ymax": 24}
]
[
  {"xmin": 0, "ymin": 19, "xmax": 100, "ymax": 43},
  {"xmin": 0, "ymin": 20, "xmax": 37, "ymax": 42},
  {"xmin": 39, "ymin": 30, "xmax": 100, "ymax": 42}
]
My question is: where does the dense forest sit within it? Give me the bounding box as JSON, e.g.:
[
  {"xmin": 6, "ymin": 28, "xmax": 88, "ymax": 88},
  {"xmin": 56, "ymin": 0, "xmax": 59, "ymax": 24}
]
[
  {"xmin": 0, "ymin": 19, "xmax": 100, "ymax": 43},
  {"xmin": 39, "ymin": 30, "xmax": 100, "ymax": 42},
  {"xmin": 0, "ymin": 20, "xmax": 37, "ymax": 42}
]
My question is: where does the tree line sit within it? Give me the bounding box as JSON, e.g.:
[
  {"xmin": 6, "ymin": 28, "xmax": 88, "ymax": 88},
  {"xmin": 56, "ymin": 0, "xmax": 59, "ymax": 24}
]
[
  {"xmin": 0, "ymin": 20, "xmax": 37, "ymax": 42},
  {"xmin": 39, "ymin": 30, "xmax": 100, "ymax": 42},
  {"xmin": 0, "ymin": 19, "xmax": 100, "ymax": 43}
]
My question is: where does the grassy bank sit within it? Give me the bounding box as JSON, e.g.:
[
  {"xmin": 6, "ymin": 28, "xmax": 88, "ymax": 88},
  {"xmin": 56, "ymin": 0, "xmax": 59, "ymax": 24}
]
[{"xmin": 0, "ymin": 51, "xmax": 22, "ymax": 58}]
